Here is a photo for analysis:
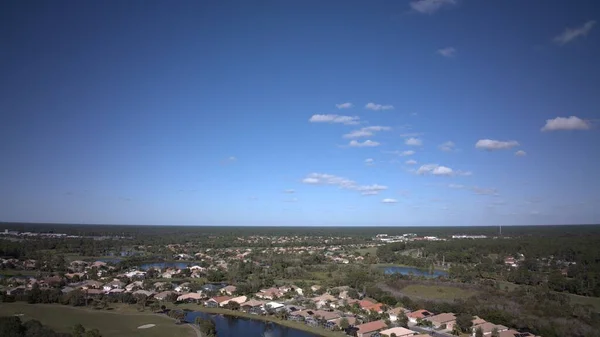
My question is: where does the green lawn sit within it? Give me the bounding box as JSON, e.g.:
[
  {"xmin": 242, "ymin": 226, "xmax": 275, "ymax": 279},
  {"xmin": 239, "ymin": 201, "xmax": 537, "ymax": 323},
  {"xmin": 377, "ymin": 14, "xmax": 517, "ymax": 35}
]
[
  {"xmin": 0, "ymin": 303, "xmax": 196, "ymax": 337},
  {"xmin": 400, "ymin": 284, "xmax": 478, "ymax": 300}
]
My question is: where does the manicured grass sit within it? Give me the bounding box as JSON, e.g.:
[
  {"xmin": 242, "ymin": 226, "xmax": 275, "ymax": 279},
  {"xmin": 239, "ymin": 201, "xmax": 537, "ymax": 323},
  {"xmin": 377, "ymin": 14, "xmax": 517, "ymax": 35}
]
[
  {"xmin": 174, "ymin": 304, "xmax": 345, "ymax": 337},
  {"xmin": 400, "ymin": 284, "xmax": 477, "ymax": 300},
  {"xmin": 0, "ymin": 303, "xmax": 196, "ymax": 337}
]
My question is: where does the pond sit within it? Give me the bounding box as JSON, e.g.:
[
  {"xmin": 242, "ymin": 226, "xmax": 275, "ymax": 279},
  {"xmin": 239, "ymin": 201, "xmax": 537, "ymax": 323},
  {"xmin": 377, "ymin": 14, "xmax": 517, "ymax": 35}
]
[
  {"xmin": 139, "ymin": 262, "xmax": 192, "ymax": 271},
  {"xmin": 382, "ymin": 266, "xmax": 448, "ymax": 278},
  {"xmin": 185, "ymin": 311, "xmax": 320, "ymax": 337}
]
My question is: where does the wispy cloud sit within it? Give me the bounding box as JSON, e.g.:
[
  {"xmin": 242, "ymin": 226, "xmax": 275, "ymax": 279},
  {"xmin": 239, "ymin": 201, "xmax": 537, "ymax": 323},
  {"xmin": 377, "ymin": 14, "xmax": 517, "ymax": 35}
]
[
  {"xmin": 381, "ymin": 198, "xmax": 398, "ymax": 204},
  {"xmin": 515, "ymin": 150, "xmax": 527, "ymax": 157},
  {"xmin": 405, "ymin": 137, "xmax": 423, "ymax": 146},
  {"xmin": 437, "ymin": 47, "xmax": 456, "ymax": 57},
  {"xmin": 541, "ymin": 116, "xmax": 591, "ymax": 131},
  {"xmin": 405, "ymin": 159, "xmax": 417, "ymax": 165},
  {"xmin": 554, "ymin": 20, "xmax": 596, "ymax": 45},
  {"xmin": 472, "ymin": 186, "xmax": 499, "ymax": 196},
  {"xmin": 475, "ymin": 139, "xmax": 519, "ymax": 151},
  {"xmin": 365, "ymin": 158, "xmax": 375, "ymax": 166},
  {"xmin": 383, "ymin": 150, "xmax": 415, "ymax": 156},
  {"xmin": 417, "ymin": 164, "xmax": 472, "ymax": 176},
  {"xmin": 343, "ymin": 126, "xmax": 391, "ymax": 138},
  {"xmin": 283, "ymin": 197, "xmax": 298, "ymax": 203},
  {"xmin": 309, "ymin": 114, "xmax": 360, "ymax": 125},
  {"xmin": 302, "ymin": 173, "xmax": 388, "ymax": 195},
  {"xmin": 283, "ymin": 189, "xmax": 295, "ymax": 194},
  {"xmin": 410, "ymin": 0, "xmax": 457, "ymax": 14},
  {"xmin": 438, "ymin": 141, "xmax": 455, "ymax": 152},
  {"xmin": 335, "ymin": 102, "xmax": 353, "ymax": 109},
  {"xmin": 399, "ymin": 132, "xmax": 424, "ymax": 138},
  {"xmin": 349, "ymin": 140, "xmax": 380, "ymax": 147},
  {"xmin": 365, "ymin": 102, "xmax": 394, "ymax": 111}
]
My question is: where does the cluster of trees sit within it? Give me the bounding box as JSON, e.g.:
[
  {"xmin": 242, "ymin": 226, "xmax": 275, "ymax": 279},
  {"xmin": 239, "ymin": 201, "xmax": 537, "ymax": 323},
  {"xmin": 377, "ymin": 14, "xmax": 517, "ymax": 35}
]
[
  {"xmin": 0, "ymin": 316, "xmax": 100, "ymax": 337},
  {"xmin": 384, "ymin": 278, "xmax": 600, "ymax": 337},
  {"xmin": 194, "ymin": 317, "xmax": 216, "ymax": 337},
  {"xmin": 378, "ymin": 234, "xmax": 600, "ymax": 297}
]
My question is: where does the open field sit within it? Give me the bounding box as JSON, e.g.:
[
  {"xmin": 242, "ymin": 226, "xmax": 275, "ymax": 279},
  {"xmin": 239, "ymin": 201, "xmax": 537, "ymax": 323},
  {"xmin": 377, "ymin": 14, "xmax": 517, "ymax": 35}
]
[
  {"xmin": 393, "ymin": 284, "xmax": 478, "ymax": 301},
  {"xmin": 355, "ymin": 246, "xmax": 378, "ymax": 255},
  {"xmin": 174, "ymin": 304, "xmax": 344, "ymax": 337},
  {"xmin": 497, "ymin": 280, "xmax": 600, "ymax": 312},
  {"xmin": 568, "ymin": 293, "xmax": 600, "ymax": 312},
  {"xmin": 0, "ymin": 303, "xmax": 196, "ymax": 337}
]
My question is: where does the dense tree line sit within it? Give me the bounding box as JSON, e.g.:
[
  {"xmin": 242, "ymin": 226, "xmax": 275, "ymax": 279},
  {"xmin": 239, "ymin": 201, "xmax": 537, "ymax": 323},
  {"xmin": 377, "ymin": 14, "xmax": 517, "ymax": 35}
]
[{"xmin": 0, "ymin": 316, "xmax": 86, "ymax": 337}]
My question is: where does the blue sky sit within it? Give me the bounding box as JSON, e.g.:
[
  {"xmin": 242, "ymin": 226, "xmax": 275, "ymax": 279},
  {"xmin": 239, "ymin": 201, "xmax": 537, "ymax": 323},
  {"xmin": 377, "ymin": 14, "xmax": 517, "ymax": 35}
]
[{"xmin": 1, "ymin": 0, "xmax": 599, "ymax": 226}]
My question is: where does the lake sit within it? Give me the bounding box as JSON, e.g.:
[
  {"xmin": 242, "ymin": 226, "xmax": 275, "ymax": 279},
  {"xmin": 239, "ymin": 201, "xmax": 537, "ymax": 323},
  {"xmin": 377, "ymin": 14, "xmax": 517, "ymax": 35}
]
[
  {"xmin": 140, "ymin": 262, "xmax": 191, "ymax": 270},
  {"xmin": 382, "ymin": 266, "xmax": 448, "ymax": 278},
  {"xmin": 185, "ymin": 311, "xmax": 320, "ymax": 337}
]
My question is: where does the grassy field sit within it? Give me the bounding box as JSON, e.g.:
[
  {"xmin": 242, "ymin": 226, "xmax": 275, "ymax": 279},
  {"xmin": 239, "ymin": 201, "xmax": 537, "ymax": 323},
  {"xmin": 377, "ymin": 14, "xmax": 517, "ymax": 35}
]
[
  {"xmin": 568, "ymin": 293, "xmax": 600, "ymax": 312},
  {"xmin": 174, "ymin": 304, "xmax": 344, "ymax": 337},
  {"xmin": 497, "ymin": 280, "xmax": 600, "ymax": 312},
  {"xmin": 0, "ymin": 303, "xmax": 196, "ymax": 337},
  {"xmin": 355, "ymin": 246, "xmax": 378, "ymax": 255},
  {"xmin": 399, "ymin": 284, "xmax": 478, "ymax": 301}
]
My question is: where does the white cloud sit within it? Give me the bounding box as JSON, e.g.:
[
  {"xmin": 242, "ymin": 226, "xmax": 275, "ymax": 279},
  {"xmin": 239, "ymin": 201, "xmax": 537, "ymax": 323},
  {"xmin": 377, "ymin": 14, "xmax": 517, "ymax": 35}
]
[
  {"xmin": 438, "ymin": 141, "xmax": 455, "ymax": 152},
  {"xmin": 475, "ymin": 139, "xmax": 519, "ymax": 151},
  {"xmin": 410, "ymin": 0, "xmax": 457, "ymax": 14},
  {"xmin": 437, "ymin": 47, "xmax": 456, "ymax": 57},
  {"xmin": 302, "ymin": 173, "xmax": 388, "ymax": 195},
  {"xmin": 365, "ymin": 102, "xmax": 394, "ymax": 111},
  {"xmin": 405, "ymin": 159, "xmax": 417, "ymax": 165},
  {"xmin": 383, "ymin": 150, "xmax": 415, "ymax": 156},
  {"xmin": 448, "ymin": 184, "xmax": 464, "ymax": 189},
  {"xmin": 365, "ymin": 158, "xmax": 375, "ymax": 165},
  {"xmin": 381, "ymin": 198, "xmax": 398, "ymax": 204},
  {"xmin": 343, "ymin": 126, "xmax": 391, "ymax": 138},
  {"xmin": 515, "ymin": 150, "xmax": 527, "ymax": 157},
  {"xmin": 357, "ymin": 184, "xmax": 388, "ymax": 196},
  {"xmin": 405, "ymin": 137, "xmax": 423, "ymax": 146},
  {"xmin": 541, "ymin": 116, "xmax": 591, "ymax": 131},
  {"xmin": 228, "ymin": 156, "xmax": 237, "ymax": 161},
  {"xmin": 554, "ymin": 20, "xmax": 596, "ymax": 46},
  {"xmin": 349, "ymin": 140, "xmax": 380, "ymax": 147},
  {"xmin": 309, "ymin": 114, "xmax": 360, "ymax": 125},
  {"xmin": 433, "ymin": 166, "xmax": 453, "ymax": 176},
  {"xmin": 363, "ymin": 126, "xmax": 392, "ymax": 132},
  {"xmin": 417, "ymin": 164, "xmax": 471, "ymax": 177},
  {"xmin": 284, "ymin": 189, "xmax": 295, "ymax": 194},
  {"xmin": 335, "ymin": 102, "xmax": 353, "ymax": 109}
]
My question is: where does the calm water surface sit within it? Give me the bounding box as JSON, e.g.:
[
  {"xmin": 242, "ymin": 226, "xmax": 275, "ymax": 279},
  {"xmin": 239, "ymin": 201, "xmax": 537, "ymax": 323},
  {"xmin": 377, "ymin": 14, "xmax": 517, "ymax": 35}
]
[
  {"xmin": 140, "ymin": 262, "xmax": 191, "ymax": 270},
  {"xmin": 185, "ymin": 312, "xmax": 320, "ymax": 337},
  {"xmin": 383, "ymin": 266, "xmax": 448, "ymax": 278}
]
